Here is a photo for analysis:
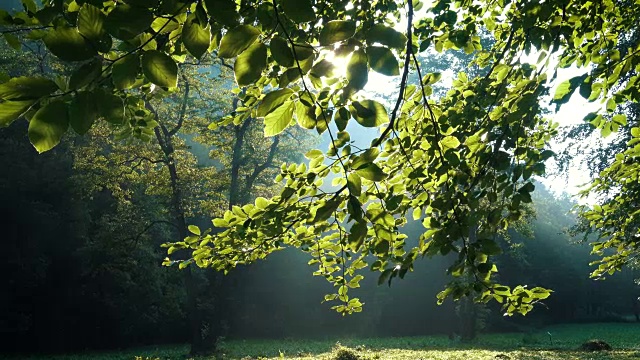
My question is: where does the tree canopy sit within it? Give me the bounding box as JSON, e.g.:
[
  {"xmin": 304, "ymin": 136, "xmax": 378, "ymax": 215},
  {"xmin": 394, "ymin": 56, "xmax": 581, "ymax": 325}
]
[{"xmin": 1, "ymin": 0, "xmax": 639, "ymax": 317}]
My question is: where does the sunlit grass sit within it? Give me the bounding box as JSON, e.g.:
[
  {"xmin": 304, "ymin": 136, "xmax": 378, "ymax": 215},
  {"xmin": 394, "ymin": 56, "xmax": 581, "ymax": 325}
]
[{"xmin": 3, "ymin": 323, "xmax": 640, "ymax": 359}]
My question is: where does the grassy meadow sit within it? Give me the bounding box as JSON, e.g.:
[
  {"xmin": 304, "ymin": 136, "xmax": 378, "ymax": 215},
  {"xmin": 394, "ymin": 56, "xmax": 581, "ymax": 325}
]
[{"xmin": 4, "ymin": 323, "xmax": 639, "ymax": 360}]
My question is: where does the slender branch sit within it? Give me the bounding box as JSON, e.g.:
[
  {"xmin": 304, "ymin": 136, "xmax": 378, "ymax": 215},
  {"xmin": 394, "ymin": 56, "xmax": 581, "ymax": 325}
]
[
  {"xmin": 168, "ymin": 74, "xmax": 190, "ymax": 136},
  {"xmin": 130, "ymin": 220, "xmax": 179, "ymax": 246},
  {"xmin": 244, "ymin": 135, "xmax": 281, "ymax": 194},
  {"xmin": 0, "ymin": 26, "xmax": 52, "ymax": 34},
  {"xmin": 373, "ymin": 0, "xmax": 414, "ymax": 147}
]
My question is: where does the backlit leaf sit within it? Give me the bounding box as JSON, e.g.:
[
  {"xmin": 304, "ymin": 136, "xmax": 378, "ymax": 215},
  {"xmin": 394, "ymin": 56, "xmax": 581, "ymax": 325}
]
[
  {"xmin": 366, "ymin": 24, "xmax": 407, "ymax": 49},
  {"xmin": 204, "ymin": 0, "xmax": 239, "ymax": 27},
  {"xmin": 188, "ymin": 225, "xmax": 201, "ymax": 236},
  {"xmin": 350, "ymin": 100, "xmax": 389, "ymax": 127},
  {"xmin": 257, "ymin": 88, "xmax": 294, "ymax": 117},
  {"xmin": 264, "ymin": 100, "xmax": 294, "ymax": 136},
  {"xmin": 69, "ymin": 59, "xmax": 102, "ymax": 90},
  {"xmin": 0, "ymin": 77, "xmax": 58, "ymax": 101},
  {"xmin": 105, "ymin": 4, "xmax": 153, "ymax": 40},
  {"xmin": 319, "ymin": 20, "xmax": 356, "ymax": 46},
  {"xmin": 347, "ymin": 172, "xmax": 362, "ymax": 196},
  {"xmin": 3, "ymin": 33, "xmax": 21, "ymax": 50},
  {"xmin": 182, "ymin": 14, "xmax": 211, "ymax": 59},
  {"xmin": 218, "ymin": 25, "xmax": 260, "ymax": 58},
  {"xmin": 77, "ymin": 4, "xmax": 105, "ymax": 43},
  {"xmin": 28, "ymin": 101, "xmax": 69, "ymax": 153},
  {"xmin": 141, "ymin": 50, "xmax": 178, "ymax": 88},
  {"xmin": 281, "ymin": 0, "xmax": 315, "ymax": 23},
  {"xmin": 69, "ymin": 92, "xmax": 97, "ymax": 135},
  {"xmin": 270, "ymin": 36, "xmax": 294, "ymax": 67},
  {"xmin": 295, "ymin": 101, "xmax": 316, "ymax": 129},
  {"xmin": 234, "ymin": 42, "xmax": 267, "ymax": 86},
  {"xmin": 44, "ymin": 26, "xmax": 96, "ymax": 61},
  {"xmin": 367, "ymin": 46, "xmax": 399, "ymax": 76},
  {"xmin": 0, "ymin": 100, "xmax": 35, "ymax": 127},
  {"xmin": 112, "ymin": 54, "xmax": 140, "ymax": 90},
  {"xmin": 552, "ymin": 74, "xmax": 587, "ymax": 108},
  {"xmin": 356, "ymin": 163, "xmax": 387, "ymax": 181},
  {"xmin": 96, "ymin": 91, "xmax": 124, "ymax": 125},
  {"xmin": 347, "ymin": 49, "xmax": 368, "ymax": 90},
  {"xmin": 440, "ymin": 135, "xmax": 461, "ymax": 150}
]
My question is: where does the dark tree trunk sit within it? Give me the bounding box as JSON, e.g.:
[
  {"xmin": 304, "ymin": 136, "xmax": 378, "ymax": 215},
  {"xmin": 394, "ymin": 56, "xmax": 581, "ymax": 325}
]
[
  {"xmin": 147, "ymin": 85, "xmax": 218, "ymax": 355},
  {"xmin": 228, "ymin": 120, "xmax": 250, "ymax": 210}
]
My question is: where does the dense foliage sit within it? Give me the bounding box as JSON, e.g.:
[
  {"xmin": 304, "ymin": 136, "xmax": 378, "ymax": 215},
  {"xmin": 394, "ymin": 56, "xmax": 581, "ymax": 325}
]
[{"xmin": 1, "ymin": 0, "xmax": 639, "ymax": 348}]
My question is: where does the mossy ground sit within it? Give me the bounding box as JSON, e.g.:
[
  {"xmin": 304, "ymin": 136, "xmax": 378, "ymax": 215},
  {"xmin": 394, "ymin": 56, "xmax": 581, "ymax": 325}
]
[{"xmin": 3, "ymin": 323, "xmax": 639, "ymax": 360}]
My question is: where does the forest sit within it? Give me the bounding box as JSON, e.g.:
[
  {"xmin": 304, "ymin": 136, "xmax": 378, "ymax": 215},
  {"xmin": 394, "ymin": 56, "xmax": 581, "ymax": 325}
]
[{"xmin": 1, "ymin": 0, "xmax": 639, "ymax": 359}]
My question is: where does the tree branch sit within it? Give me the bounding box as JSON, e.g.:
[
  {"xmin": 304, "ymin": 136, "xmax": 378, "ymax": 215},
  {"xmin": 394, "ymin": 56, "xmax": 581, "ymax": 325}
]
[
  {"xmin": 372, "ymin": 0, "xmax": 413, "ymax": 147},
  {"xmin": 168, "ymin": 74, "xmax": 190, "ymax": 136}
]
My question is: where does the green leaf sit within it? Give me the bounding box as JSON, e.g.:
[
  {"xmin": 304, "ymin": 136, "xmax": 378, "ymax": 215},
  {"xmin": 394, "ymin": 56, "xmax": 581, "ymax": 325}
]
[
  {"xmin": 4, "ymin": 33, "xmax": 21, "ymax": 50},
  {"xmin": 264, "ymin": 100, "xmax": 294, "ymax": 136},
  {"xmin": 0, "ymin": 100, "xmax": 35, "ymax": 127},
  {"xmin": 479, "ymin": 238, "xmax": 502, "ymax": 256},
  {"xmin": 477, "ymin": 262, "xmax": 493, "ymax": 274},
  {"xmin": 440, "ymin": 135, "xmax": 460, "ymax": 150},
  {"xmin": 77, "ymin": 4, "xmax": 105, "ymax": 44},
  {"xmin": 347, "ymin": 49, "xmax": 368, "ymax": 90},
  {"xmin": 234, "ymin": 42, "xmax": 267, "ymax": 86},
  {"xmin": 350, "ymin": 100, "xmax": 389, "ymax": 127},
  {"xmin": 112, "ymin": 54, "xmax": 140, "ymax": 90},
  {"xmin": 310, "ymin": 59, "xmax": 336, "ymax": 78},
  {"xmin": 305, "ymin": 149, "xmax": 323, "ymax": 159},
  {"xmin": 212, "ymin": 218, "xmax": 229, "ymax": 227},
  {"xmin": 96, "ymin": 91, "xmax": 124, "ymax": 125},
  {"xmin": 257, "ymin": 88, "xmax": 294, "ymax": 117},
  {"xmin": 28, "ymin": 101, "xmax": 69, "ymax": 153},
  {"xmin": 69, "ymin": 59, "xmax": 102, "ymax": 90},
  {"xmin": 319, "ymin": 20, "xmax": 356, "ymax": 46},
  {"xmin": 69, "ymin": 92, "xmax": 98, "ymax": 135},
  {"xmin": 365, "ymin": 24, "xmax": 407, "ymax": 49},
  {"xmin": 105, "ymin": 4, "xmax": 153, "ymax": 40},
  {"xmin": 367, "ymin": 46, "xmax": 399, "ymax": 76},
  {"xmin": 313, "ymin": 197, "xmax": 341, "ymax": 223},
  {"xmin": 141, "ymin": 50, "xmax": 178, "ymax": 88},
  {"xmin": 352, "ymin": 148, "xmax": 380, "ymax": 169},
  {"xmin": 334, "ymin": 107, "xmax": 350, "ymax": 131},
  {"xmin": 552, "ymin": 74, "xmax": 587, "ymax": 107},
  {"xmin": 204, "ymin": 0, "xmax": 239, "ymax": 27},
  {"xmin": 356, "ymin": 163, "xmax": 387, "ymax": 181},
  {"xmin": 182, "ymin": 14, "xmax": 211, "ymax": 59},
  {"xmin": 612, "ymin": 114, "xmax": 627, "ymax": 126},
  {"xmin": 281, "ymin": 0, "xmax": 315, "ymax": 23},
  {"xmin": 295, "ymin": 101, "xmax": 316, "ymax": 129},
  {"xmin": 348, "ymin": 221, "xmax": 367, "ymax": 251},
  {"xmin": 188, "ymin": 225, "xmax": 201, "ymax": 236},
  {"xmin": 270, "ymin": 36, "xmax": 294, "ymax": 67},
  {"xmin": 279, "ymin": 68, "xmax": 301, "ymax": 88},
  {"xmin": 44, "ymin": 26, "xmax": 97, "ymax": 61},
  {"xmin": 347, "ymin": 172, "xmax": 362, "ymax": 196},
  {"xmin": 378, "ymin": 268, "xmax": 392, "ymax": 285},
  {"xmin": 218, "ymin": 25, "xmax": 261, "ymax": 58},
  {"xmin": 0, "ymin": 77, "xmax": 58, "ymax": 101},
  {"xmin": 151, "ymin": 17, "xmax": 180, "ymax": 34},
  {"xmin": 22, "ymin": 0, "xmax": 37, "ymax": 13}
]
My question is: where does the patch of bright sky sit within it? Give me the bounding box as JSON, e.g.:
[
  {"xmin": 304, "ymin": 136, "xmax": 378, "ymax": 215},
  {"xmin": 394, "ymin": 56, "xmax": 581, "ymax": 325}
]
[{"xmin": 519, "ymin": 51, "xmax": 604, "ymax": 201}]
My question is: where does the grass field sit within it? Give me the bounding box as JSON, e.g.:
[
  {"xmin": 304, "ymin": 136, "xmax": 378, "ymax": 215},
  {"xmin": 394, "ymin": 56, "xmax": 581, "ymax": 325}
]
[{"xmin": 4, "ymin": 323, "xmax": 639, "ymax": 360}]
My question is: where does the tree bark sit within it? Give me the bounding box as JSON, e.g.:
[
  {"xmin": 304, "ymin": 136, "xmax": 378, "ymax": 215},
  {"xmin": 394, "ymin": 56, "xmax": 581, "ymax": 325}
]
[{"xmin": 147, "ymin": 92, "xmax": 216, "ymax": 355}]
